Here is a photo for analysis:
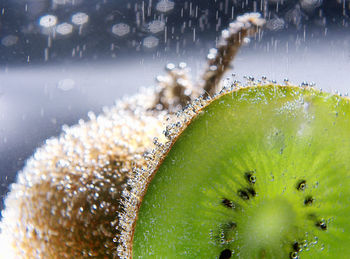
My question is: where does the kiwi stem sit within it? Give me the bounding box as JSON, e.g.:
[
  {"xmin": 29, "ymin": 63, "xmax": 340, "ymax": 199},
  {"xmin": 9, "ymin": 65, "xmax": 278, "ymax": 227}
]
[
  {"xmin": 200, "ymin": 13, "xmax": 265, "ymax": 97},
  {"xmin": 154, "ymin": 62, "xmax": 195, "ymax": 112},
  {"xmin": 152, "ymin": 13, "xmax": 265, "ymax": 112}
]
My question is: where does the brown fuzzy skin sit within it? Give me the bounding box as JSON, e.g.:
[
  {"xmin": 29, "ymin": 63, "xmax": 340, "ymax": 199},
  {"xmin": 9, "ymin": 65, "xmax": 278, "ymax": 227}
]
[{"xmin": 0, "ymin": 93, "xmax": 168, "ymax": 259}]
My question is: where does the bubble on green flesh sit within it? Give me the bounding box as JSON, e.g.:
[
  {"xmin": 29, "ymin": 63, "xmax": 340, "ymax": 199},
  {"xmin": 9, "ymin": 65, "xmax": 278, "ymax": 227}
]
[{"xmin": 131, "ymin": 85, "xmax": 350, "ymax": 258}]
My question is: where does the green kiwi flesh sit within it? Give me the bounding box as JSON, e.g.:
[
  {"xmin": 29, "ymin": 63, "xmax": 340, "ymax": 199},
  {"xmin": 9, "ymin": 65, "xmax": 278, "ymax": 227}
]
[{"xmin": 132, "ymin": 85, "xmax": 350, "ymax": 258}]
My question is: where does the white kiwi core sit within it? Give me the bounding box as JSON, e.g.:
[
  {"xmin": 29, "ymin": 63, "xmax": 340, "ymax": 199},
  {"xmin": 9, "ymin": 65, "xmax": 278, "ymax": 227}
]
[{"xmin": 242, "ymin": 199, "xmax": 296, "ymax": 250}]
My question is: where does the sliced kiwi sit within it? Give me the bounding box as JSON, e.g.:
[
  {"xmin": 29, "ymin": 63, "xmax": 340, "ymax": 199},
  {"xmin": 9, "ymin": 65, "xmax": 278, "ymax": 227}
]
[{"xmin": 119, "ymin": 85, "xmax": 350, "ymax": 258}]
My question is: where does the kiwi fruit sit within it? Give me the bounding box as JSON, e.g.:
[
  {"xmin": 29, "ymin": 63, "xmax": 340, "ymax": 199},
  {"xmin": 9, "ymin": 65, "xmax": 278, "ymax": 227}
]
[
  {"xmin": 118, "ymin": 84, "xmax": 350, "ymax": 258},
  {"xmin": 0, "ymin": 60, "xmax": 202, "ymax": 258},
  {"xmin": 0, "ymin": 12, "xmax": 265, "ymax": 258}
]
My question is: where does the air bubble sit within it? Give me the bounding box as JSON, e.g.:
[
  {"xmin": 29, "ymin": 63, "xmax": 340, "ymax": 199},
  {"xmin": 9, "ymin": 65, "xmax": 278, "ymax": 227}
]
[
  {"xmin": 57, "ymin": 78, "xmax": 75, "ymax": 91},
  {"xmin": 53, "ymin": 0, "xmax": 83, "ymax": 4},
  {"xmin": 166, "ymin": 63, "xmax": 176, "ymax": 71},
  {"xmin": 249, "ymin": 175, "xmax": 256, "ymax": 184},
  {"xmin": 209, "ymin": 65, "xmax": 218, "ymax": 71},
  {"xmin": 156, "ymin": 0, "xmax": 175, "ymax": 13},
  {"xmin": 1, "ymin": 35, "xmax": 18, "ymax": 47},
  {"xmin": 148, "ymin": 20, "xmax": 165, "ymax": 33},
  {"xmin": 207, "ymin": 53, "xmax": 216, "ymax": 60},
  {"xmin": 39, "ymin": 14, "xmax": 57, "ymax": 28},
  {"xmin": 143, "ymin": 36, "xmax": 159, "ymax": 48},
  {"xmin": 178, "ymin": 62, "xmax": 187, "ymax": 69},
  {"xmin": 297, "ymin": 180, "xmax": 307, "ymax": 191},
  {"xmin": 56, "ymin": 23, "xmax": 73, "ymax": 35},
  {"xmin": 91, "ymin": 204, "xmax": 97, "ymax": 211},
  {"xmin": 300, "ymin": 0, "xmax": 323, "ymax": 12},
  {"xmin": 112, "ymin": 23, "xmax": 130, "ymax": 37},
  {"xmin": 243, "ymin": 37, "xmax": 250, "ymax": 45},
  {"xmin": 266, "ymin": 17, "xmax": 285, "ymax": 31},
  {"xmin": 290, "ymin": 251, "xmax": 299, "ymax": 259},
  {"xmin": 71, "ymin": 12, "xmax": 89, "ymax": 26}
]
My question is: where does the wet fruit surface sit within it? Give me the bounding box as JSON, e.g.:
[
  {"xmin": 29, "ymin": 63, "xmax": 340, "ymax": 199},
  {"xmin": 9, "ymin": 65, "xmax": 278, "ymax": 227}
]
[{"xmin": 132, "ymin": 85, "xmax": 350, "ymax": 258}]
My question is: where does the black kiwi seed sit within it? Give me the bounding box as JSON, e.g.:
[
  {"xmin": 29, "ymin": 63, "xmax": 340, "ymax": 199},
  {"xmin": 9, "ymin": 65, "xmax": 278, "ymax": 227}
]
[
  {"xmin": 237, "ymin": 190, "xmax": 250, "ymax": 200},
  {"xmin": 316, "ymin": 219, "xmax": 327, "ymax": 230},
  {"xmin": 297, "ymin": 180, "xmax": 307, "ymax": 191},
  {"xmin": 304, "ymin": 196, "xmax": 314, "ymax": 206},
  {"xmin": 292, "ymin": 242, "xmax": 302, "ymax": 252},
  {"xmin": 245, "ymin": 171, "xmax": 256, "ymax": 184},
  {"xmin": 237, "ymin": 188, "xmax": 256, "ymax": 200},
  {"xmin": 246, "ymin": 187, "xmax": 256, "ymax": 197},
  {"xmin": 222, "ymin": 198, "xmax": 235, "ymax": 208},
  {"xmin": 219, "ymin": 249, "xmax": 232, "ymax": 259}
]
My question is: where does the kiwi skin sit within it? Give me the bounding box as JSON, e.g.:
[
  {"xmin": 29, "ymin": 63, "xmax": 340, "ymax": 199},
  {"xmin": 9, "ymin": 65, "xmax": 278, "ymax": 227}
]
[
  {"xmin": 118, "ymin": 84, "xmax": 350, "ymax": 258},
  {"xmin": 0, "ymin": 92, "xmax": 168, "ymax": 258}
]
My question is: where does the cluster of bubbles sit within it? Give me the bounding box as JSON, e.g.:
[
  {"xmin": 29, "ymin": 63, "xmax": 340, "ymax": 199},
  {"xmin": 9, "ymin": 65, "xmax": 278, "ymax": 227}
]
[
  {"xmin": 0, "ymin": 0, "xmax": 348, "ymax": 63},
  {"xmin": 38, "ymin": 12, "xmax": 88, "ymax": 35}
]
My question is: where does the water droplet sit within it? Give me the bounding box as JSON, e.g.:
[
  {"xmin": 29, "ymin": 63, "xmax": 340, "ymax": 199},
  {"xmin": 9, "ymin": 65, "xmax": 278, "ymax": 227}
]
[
  {"xmin": 297, "ymin": 180, "xmax": 307, "ymax": 191},
  {"xmin": 148, "ymin": 20, "xmax": 165, "ymax": 33},
  {"xmin": 166, "ymin": 63, "xmax": 176, "ymax": 71},
  {"xmin": 1, "ymin": 35, "xmax": 18, "ymax": 47},
  {"xmin": 266, "ymin": 17, "xmax": 285, "ymax": 31},
  {"xmin": 290, "ymin": 251, "xmax": 299, "ymax": 259},
  {"xmin": 56, "ymin": 23, "xmax": 73, "ymax": 35},
  {"xmin": 156, "ymin": 0, "xmax": 175, "ymax": 13},
  {"xmin": 112, "ymin": 23, "xmax": 130, "ymax": 37},
  {"xmin": 300, "ymin": 0, "xmax": 323, "ymax": 12},
  {"xmin": 143, "ymin": 36, "xmax": 159, "ymax": 48},
  {"xmin": 39, "ymin": 14, "xmax": 57, "ymax": 28},
  {"xmin": 209, "ymin": 65, "xmax": 218, "ymax": 71},
  {"xmin": 71, "ymin": 12, "xmax": 89, "ymax": 26},
  {"xmin": 57, "ymin": 78, "xmax": 75, "ymax": 91},
  {"xmin": 53, "ymin": 0, "xmax": 83, "ymax": 5}
]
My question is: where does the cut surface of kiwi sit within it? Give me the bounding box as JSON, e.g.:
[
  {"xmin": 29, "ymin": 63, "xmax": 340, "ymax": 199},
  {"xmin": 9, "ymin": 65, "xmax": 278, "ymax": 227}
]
[{"xmin": 127, "ymin": 85, "xmax": 350, "ymax": 258}]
